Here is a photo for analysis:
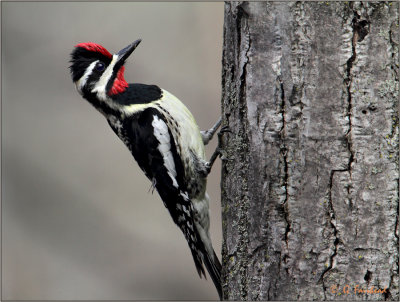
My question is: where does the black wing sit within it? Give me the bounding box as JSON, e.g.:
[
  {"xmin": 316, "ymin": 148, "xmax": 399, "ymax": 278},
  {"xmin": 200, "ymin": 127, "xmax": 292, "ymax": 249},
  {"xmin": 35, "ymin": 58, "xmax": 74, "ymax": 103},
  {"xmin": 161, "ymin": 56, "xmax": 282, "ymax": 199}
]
[{"xmin": 121, "ymin": 108, "xmax": 207, "ymax": 277}]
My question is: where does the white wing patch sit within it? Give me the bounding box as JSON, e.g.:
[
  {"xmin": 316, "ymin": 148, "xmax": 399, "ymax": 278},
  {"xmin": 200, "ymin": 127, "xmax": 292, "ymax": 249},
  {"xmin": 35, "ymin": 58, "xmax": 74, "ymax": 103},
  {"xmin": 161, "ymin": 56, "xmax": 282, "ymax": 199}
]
[{"xmin": 152, "ymin": 115, "xmax": 179, "ymax": 189}]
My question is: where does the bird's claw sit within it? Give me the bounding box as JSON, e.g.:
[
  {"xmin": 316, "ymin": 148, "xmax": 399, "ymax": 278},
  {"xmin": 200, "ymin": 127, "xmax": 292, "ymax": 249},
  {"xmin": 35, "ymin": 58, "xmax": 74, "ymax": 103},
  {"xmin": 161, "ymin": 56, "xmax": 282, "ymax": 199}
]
[{"xmin": 219, "ymin": 125, "xmax": 231, "ymax": 135}]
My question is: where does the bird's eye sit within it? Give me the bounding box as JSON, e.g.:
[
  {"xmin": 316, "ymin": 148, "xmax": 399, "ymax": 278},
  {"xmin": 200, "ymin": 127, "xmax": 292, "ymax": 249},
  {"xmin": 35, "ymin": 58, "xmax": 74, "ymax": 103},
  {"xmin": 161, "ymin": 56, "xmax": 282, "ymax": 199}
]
[{"xmin": 96, "ymin": 62, "xmax": 105, "ymax": 71}]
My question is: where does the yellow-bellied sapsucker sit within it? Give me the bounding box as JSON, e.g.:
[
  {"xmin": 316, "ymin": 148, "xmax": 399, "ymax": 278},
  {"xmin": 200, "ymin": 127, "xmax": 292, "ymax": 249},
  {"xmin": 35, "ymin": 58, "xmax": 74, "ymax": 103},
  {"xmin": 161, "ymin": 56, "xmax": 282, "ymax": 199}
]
[{"xmin": 69, "ymin": 39, "xmax": 222, "ymax": 299}]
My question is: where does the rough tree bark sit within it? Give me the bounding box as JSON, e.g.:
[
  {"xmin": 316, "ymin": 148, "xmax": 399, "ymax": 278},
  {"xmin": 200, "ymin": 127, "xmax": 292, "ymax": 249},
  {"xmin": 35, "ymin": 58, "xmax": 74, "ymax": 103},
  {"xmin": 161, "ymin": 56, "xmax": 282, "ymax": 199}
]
[{"xmin": 221, "ymin": 2, "xmax": 398, "ymax": 300}]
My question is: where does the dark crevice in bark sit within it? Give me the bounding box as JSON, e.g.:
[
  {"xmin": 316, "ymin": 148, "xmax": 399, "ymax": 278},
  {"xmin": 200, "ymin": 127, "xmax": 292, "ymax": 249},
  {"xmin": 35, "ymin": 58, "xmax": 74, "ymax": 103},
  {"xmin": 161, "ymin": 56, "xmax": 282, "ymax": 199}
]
[
  {"xmin": 278, "ymin": 76, "xmax": 291, "ymax": 251},
  {"xmin": 321, "ymin": 5, "xmax": 371, "ymax": 296},
  {"xmin": 344, "ymin": 11, "xmax": 357, "ymax": 176},
  {"xmin": 385, "ymin": 30, "xmax": 399, "ymax": 144},
  {"xmin": 319, "ymin": 169, "xmax": 341, "ymax": 297},
  {"xmin": 364, "ymin": 270, "xmax": 372, "ymax": 284},
  {"xmin": 237, "ymin": 9, "xmax": 250, "ymax": 111},
  {"xmin": 388, "ymin": 22, "xmax": 399, "ymax": 77},
  {"xmin": 345, "ymin": 4, "xmax": 369, "ymax": 173},
  {"xmin": 353, "ymin": 247, "xmax": 381, "ymax": 252},
  {"xmin": 384, "ymin": 280, "xmax": 393, "ymax": 300},
  {"xmin": 387, "ymin": 18, "xmax": 399, "ymax": 230}
]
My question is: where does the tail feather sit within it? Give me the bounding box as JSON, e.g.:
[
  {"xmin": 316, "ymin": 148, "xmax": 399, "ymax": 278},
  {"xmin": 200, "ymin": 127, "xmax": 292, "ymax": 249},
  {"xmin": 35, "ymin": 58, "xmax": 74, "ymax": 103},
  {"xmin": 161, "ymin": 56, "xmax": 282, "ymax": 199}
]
[
  {"xmin": 187, "ymin": 235, "xmax": 222, "ymax": 300},
  {"xmin": 190, "ymin": 248, "xmax": 206, "ymax": 278},
  {"xmin": 167, "ymin": 189, "xmax": 222, "ymax": 299},
  {"xmin": 190, "ymin": 246, "xmax": 222, "ymax": 300},
  {"xmin": 203, "ymin": 250, "xmax": 222, "ymax": 300}
]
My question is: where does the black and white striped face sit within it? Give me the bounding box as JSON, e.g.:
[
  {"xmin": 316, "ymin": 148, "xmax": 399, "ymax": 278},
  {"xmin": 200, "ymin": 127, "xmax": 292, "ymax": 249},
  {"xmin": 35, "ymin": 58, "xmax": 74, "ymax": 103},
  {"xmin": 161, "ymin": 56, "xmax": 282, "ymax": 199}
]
[{"xmin": 69, "ymin": 40, "xmax": 141, "ymax": 99}]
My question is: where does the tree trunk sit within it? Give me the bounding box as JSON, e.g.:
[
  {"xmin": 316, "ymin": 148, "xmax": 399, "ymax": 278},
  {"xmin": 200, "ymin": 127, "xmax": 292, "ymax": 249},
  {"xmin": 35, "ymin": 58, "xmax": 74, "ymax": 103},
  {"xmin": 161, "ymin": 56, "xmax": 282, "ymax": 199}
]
[{"xmin": 221, "ymin": 1, "xmax": 398, "ymax": 300}]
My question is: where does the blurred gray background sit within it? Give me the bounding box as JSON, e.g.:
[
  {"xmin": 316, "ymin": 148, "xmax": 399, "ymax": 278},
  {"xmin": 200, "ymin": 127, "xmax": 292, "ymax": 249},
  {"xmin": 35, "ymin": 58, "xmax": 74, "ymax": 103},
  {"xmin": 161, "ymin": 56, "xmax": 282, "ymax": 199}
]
[{"xmin": 2, "ymin": 2, "xmax": 223, "ymax": 300}]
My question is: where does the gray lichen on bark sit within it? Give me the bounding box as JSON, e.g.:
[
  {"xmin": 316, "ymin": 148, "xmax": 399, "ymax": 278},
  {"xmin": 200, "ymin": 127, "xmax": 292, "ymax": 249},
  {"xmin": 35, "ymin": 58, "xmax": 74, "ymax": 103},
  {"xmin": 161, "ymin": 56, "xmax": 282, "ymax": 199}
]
[{"xmin": 221, "ymin": 2, "xmax": 398, "ymax": 300}]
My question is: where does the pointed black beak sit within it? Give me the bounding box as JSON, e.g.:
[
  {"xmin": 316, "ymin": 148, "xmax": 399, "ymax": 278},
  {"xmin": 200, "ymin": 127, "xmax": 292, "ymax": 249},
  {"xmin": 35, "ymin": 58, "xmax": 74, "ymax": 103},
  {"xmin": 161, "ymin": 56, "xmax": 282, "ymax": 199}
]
[{"xmin": 116, "ymin": 39, "xmax": 142, "ymax": 66}]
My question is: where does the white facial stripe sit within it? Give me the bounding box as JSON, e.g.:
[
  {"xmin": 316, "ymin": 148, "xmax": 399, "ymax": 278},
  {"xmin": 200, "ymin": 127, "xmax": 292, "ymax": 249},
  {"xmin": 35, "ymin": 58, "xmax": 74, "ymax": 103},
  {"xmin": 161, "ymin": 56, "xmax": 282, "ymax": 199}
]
[
  {"xmin": 91, "ymin": 54, "xmax": 118, "ymax": 99},
  {"xmin": 152, "ymin": 115, "xmax": 179, "ymax": 189},
  {"xmin": 75, "ymin": 60, "xmax": 98, "ymax": 94}
]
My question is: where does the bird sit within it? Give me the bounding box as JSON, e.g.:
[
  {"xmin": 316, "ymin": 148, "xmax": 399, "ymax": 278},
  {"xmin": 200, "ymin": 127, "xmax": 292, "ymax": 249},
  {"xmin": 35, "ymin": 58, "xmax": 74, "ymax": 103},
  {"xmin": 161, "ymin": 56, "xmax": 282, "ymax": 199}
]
[{"xmin": 69, "ymin": 39, "xmax": 223, "ymax": 299}]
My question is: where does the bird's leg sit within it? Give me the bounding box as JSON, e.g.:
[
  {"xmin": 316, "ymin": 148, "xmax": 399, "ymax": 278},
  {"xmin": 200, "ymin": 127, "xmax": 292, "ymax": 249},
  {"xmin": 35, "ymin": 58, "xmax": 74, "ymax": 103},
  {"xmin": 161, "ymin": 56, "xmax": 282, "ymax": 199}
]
[
  {"xmin": 201, "ymin": 117, "xmax": 222, "ymax": 145},
  {"xmin": 206, "ymin": 126, "xmax": 231, "ymax": 175}
]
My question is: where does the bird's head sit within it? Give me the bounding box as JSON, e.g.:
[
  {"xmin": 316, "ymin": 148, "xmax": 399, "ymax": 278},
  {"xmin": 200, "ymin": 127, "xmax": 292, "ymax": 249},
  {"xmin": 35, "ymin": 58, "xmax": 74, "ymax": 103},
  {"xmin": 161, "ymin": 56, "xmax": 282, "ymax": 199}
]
[{"xmin": 69, "ymin": 39, "xmax": 141, "ymax": 99}]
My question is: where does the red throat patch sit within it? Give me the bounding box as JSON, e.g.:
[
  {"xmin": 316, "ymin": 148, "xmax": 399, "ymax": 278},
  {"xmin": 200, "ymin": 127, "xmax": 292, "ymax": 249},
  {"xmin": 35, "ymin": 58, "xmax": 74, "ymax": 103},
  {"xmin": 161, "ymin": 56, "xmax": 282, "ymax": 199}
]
[{"xmin": 108, "ymin": 66, "xmax": 128, "ymax": 96}]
